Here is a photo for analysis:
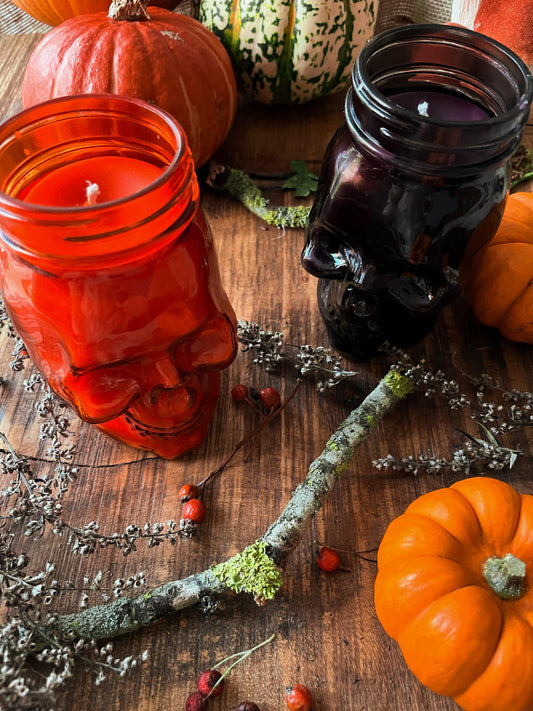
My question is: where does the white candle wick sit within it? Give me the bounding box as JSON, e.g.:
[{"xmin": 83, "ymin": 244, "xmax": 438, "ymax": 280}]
[
  {"xmin": 417, "ymin": 100, "xmax": 429, "ymax": 117},
  {"xmin": 85, "ymin": 181, "xmax": 101, "ymax": 206}
]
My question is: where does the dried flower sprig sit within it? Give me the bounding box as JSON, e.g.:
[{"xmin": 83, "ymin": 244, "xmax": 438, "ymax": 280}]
[
  {"xmin": 372, "ymin": 347, "xmax": 529, "ymax": 476},
  {"xmin": 237, "ymin": 320, "xmax": 358, "ymax": 390},
  {"xmin": 373, "ymin": 426, "xmax": 521, "ymax": 476},
  {"xmin": 0, "ymin": 529, "xmax": 149, "ymax": 710},
  {"xmin": 1, "ymin": 374, "xmax": 203, "ymax": 550},
  {"xmin": 510, "ymin": 143, "xmax": 533, "ymax": 188},
  {"xmin": 386, "ymin": 347, "xmax": 532, "ymax": 434},
  {"xmin": 0, "ymin": 422, "xmax": 197, "ymax": 554}
]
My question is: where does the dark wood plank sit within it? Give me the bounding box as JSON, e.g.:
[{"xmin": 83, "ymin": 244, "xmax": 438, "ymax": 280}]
[{"xmin": 0, "ymin": 31, "xmax": 532, "ymax": 711}]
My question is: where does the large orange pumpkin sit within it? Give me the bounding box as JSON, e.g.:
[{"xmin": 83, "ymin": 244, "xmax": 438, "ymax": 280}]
[
  {"xmin": 459, "ymin": 191, "xmax": 533, "ymax": 344},
  {"xmin": 21, "ymin": 1, "xmax": 237, "ymax": 168},
  {"xmin": 12, "ymin": 0, "xmax": 180, "ymax": 26},
  {"xmin": 375, "ymin": 476, "xmax": 533, "ymax": 711}
]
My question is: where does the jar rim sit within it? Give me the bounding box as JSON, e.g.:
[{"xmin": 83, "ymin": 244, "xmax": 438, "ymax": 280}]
[
  {"xmin": 0, "ymin": 94, "xmax": 199, "ymax": 265},
  {"xmin": 352, "ymin": 23, "xmax": 533, "ymax": 127},
  {"xmin": 0, "ymin": 93, "xmax": 189, "ymax": 214},
  {"xmin": 345, "ymin": 23, "xmax": 533, "ymax": 171}
]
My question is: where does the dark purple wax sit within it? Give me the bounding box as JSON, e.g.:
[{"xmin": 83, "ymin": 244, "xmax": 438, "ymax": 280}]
[{"xmin": 388, "ymin": 91, "xmax": 491, "ymax": 122}]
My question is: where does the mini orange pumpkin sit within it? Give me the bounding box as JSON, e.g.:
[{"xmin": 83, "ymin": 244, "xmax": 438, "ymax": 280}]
[
  {"xmin": 459, "ymin": 191, "xmax": 533, "ymax": 344},
  {"xmin": 21, "ymin": 0, "xmax": 237, "ymax": 168},
  {"xmin": 375, "ymin": 476, "xmax": 533, "ymax": 711}
]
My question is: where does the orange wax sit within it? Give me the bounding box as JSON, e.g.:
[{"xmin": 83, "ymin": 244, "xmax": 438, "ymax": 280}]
[{"xmin": 22, "ymin": 156, "xmax": 163, "ymax": 206}]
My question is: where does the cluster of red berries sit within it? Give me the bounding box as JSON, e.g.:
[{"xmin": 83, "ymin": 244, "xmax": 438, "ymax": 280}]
[
  {"xmin": 185, "ymin": 679, "xmax": 312, "ymax": 711},
  {"xmin": 231, "ymin": 383, "xmax": 281, "ymax": 414},
  {"xmin": 286, "ymin": 683, "xmax": 313, "ymax": 711},
  {"xmin": 316, "ymin": 545, "xmax": 341, "ymax": 572},
  {"xmin": 178, "ymin": 483, "xmax": 206, "ymax": 524},
  {"xmin": 184, "ymin": 668, "xmax": 263, "ymax": 711},
  {"xmin": 185, "ymin": 668, "xmax": 224, "ymax": 711},
  {"xmin": 184, "ymin": 635, "xmax": 276, "ymax": 711}
]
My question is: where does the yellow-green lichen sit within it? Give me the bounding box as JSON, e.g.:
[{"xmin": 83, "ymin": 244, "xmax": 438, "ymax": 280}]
[
  {"xmin": 336, "ymin": 461, "xmax": 349, "ymax": 475},
  {"xmin": 365, "ymin": 414, "xmax": 375, "ymax": 427},
  {"xmin": 211, "ymin": 541, "xmax": 283, "ymax": 600},
  {"xmin": 382, "ymin": 370, "xmax": 414, "ymax": 400},
  {"xmin": 263, "ymin": 205, "xmax": 310, "ymax": 229}
]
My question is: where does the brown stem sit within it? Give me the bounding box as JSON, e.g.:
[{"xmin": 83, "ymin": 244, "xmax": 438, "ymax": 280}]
[
  {"xmin": 108, "ymin": 0, "xmax": 150, "ymax": 21},
  {"xmin": 196, "ymin": 381, "xmax": 302, "ymax": 490}
]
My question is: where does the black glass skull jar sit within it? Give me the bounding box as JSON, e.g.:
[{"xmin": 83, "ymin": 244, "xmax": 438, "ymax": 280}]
[{"xmin": 301, "ymin": 24, "xmax": 533, "ymax": 360}]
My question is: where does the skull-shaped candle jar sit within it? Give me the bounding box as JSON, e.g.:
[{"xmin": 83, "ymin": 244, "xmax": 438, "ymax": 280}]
[
  {"xmin": 302, "ymin": 24, "xmax": 533, "ymax": 360},
  {"xmin": 0, "ymin": 95, "xmax": 237, "ymax": 458}
]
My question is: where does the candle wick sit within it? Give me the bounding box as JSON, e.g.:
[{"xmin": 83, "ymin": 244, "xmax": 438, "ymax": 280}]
[
  {"xmin": 417, "ymin": 100, "xmax": 429, "ymax": 118},
  {"xmin": 85, "ymin": 181, "xmax": 101, "ymax": 206}
]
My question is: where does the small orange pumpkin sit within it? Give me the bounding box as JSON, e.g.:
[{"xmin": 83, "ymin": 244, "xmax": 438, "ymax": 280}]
[
  {"xmin": 459, "ymin": 191, "xmax": 533, "ymax": 344},
  {"xmin": 21, "ymin": 0, "xmax": 237, "ymax": 168},
  {"xmin": 375, "ymin": 476, "xmax": 533, "ymax": 711},
  {"xmin": 12, "ymin": 0, "xmax": 180, "ymax": 27}
]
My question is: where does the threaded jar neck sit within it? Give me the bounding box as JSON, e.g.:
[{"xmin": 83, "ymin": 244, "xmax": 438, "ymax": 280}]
[
  {"xmin": 345, "ymin": 23, "xmax": 533, "ymax": 174},
  {"xmin": 0, "ymin": 94, "xmax": 199, "ymax": 269}
]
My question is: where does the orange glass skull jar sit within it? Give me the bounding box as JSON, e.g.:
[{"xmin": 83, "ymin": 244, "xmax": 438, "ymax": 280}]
[{"xmin": 0, "ymin": 95, "xmax": 237, "ymax": 459}]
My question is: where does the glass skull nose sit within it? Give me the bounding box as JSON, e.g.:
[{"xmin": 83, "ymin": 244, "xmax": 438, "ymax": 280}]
[{"xmin": 301, "ymin": 24, "xmax": 533, "ymax": 361}]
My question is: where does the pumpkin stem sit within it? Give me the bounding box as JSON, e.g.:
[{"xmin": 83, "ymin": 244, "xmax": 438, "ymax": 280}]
[
  {"xmin": 483, "ymin": 553, "xmax": 527, "ymax": 600},
  {"xmin": 108, "ymin": 0, "xmax": 150, "ymax": 21}
]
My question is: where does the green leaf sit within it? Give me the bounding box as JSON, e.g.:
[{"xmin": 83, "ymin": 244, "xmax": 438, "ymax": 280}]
[{"xmin": 282, "ymin": 160, "xmax": 318, "ymax": 197}]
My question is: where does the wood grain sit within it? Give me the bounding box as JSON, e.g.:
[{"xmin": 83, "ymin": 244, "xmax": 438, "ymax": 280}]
[{"xmin": 0, "ymin": 31, "xmax": 532, "ymax": 711}]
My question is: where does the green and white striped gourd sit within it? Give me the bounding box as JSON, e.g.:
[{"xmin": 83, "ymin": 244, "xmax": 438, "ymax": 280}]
[{"xmin": 195, "ymin": 0, "xmax": 378, "ymax": 104}]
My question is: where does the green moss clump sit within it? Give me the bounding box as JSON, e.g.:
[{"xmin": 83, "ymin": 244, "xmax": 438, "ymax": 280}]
[
  {"xmin": 211, "ymin": 541, "xmax": 283, "ymax": 601},
  {"xmin": 382, "ymin": 370, "xmax": 414, "ymax": 400}
]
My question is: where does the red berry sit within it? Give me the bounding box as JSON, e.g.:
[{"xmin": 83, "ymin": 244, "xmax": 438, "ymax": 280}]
[
  {"xmin": 178, "ymin": 483, "xmax": 200, "ymax": 502},
  {"xmin": 182, "ymin": 498, "xmax": 206, "ymax": 524},
  {"xmin": 231, "ymin": 383, "xmax": 249, "ymax": 402},
  {"xmin": 259, "ymin": 386, "xmax": 281, "ymax": 411},
  {"xmin": 317, "ymin": 546, "xmax": 340, "ymax": 572},
  {"xmin": 185, "ymin": 691, "xmax": 208, "ymax": 711},
  {"xmin": 234, "ymin": 703, "xmax": 261, "ymax": 711},
  {"xmin": 197, "ymin": 668, "xmax": 224, "ymax": 697},
  {"xmin": 285, "ymin": 683, "xmax": 313, "ymax": 711}
]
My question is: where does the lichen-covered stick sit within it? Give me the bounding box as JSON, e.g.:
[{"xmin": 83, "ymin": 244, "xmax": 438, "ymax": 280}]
[
  {"xmin": 206, "ymin": 162, "xmax": 311, "ymax": 229},
  {"xmin": 260, "ymin": 370, "xmax": 414, "ymax": 566},
  {"xmin": 41, "ymin": 369, "xmax": 414, "ymax": 646}
]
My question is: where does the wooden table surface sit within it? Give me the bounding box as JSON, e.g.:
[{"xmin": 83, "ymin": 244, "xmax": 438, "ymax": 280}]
[{"xmin": 1, "ymin": 29, "xmax": 533, "ymax": 711}]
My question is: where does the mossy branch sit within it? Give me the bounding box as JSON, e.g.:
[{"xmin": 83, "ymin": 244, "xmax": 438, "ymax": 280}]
[
  {"xmin": 206, "ymin": 162, "xmax": 311, "ymax": 229},
  {"xmin": 38, "ymin": 368, "xmax": 413, "ymax": 647}
]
